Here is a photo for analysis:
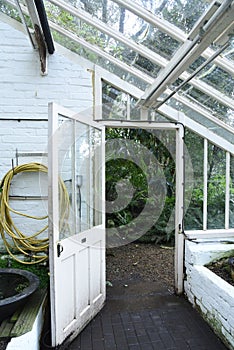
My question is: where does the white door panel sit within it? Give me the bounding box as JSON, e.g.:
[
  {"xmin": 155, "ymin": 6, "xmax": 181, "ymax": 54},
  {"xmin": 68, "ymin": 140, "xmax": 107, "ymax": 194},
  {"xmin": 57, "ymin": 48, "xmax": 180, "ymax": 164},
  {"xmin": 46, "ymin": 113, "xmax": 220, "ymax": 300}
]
[{"xmin": 48, "ymin": 103, "xmax": 105, "ymax": 347}]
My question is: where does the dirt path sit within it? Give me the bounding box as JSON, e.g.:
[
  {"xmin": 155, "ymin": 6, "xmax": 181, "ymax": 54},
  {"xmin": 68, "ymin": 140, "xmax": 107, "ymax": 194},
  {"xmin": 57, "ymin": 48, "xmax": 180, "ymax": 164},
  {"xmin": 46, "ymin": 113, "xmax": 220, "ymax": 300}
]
[{"xmin": 106, "ymin": 243, "xmax": 175, "ymax": 292}]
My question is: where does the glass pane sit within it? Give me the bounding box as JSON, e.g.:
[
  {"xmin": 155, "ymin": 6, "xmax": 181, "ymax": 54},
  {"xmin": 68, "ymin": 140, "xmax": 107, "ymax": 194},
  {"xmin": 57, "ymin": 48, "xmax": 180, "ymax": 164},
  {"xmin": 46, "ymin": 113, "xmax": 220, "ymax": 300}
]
[
  {"xmin": 76, "ymin": 124, "xmax": 102, "ymax": 231},
  {"xmin": 0, "ymin": 1, "xmax": 25, "ymax": 22},
  {"xmin": 230, "ymin": 155, "xmax": 234, "ymax": 228},
  {"xmin": 58, "ymin": 116, "xmax": 75, "ymax": 239},
  {"xmin": 57, "ymin": 115, "xmax": 102, "ymax": 239},
  {"xmin": 102, "ymin": 82, "xmax": 141, "ymax": 120},
  {"xmin": 133, "ymin": 0, "xmax": 210, "ymax": 34},
  {"xmin": 102, "ymin": 83, "xmax": 129, "ymax": 120},
  {"xmin": 184, "ymin": 130, "xmax": 203, "ymax": 230},
  {"xmin": 207, "ymin": 143, "xmax": 225, "ymax": 229},
  {"xmin": 222, "ymin": 42, "xmax": 234, "ymax": 62},
  {"xmin": 168, "ymin": 98, "xmax": 234, "ymax": 136},
  {"xmin": 59, "ymin": 0, "xmax": 182, "ymax": 60},
  {"xmin": 188, "ymin": 61, "xmax": 234, "ymax": 99},
  {"xmin": 47, "ymin": 4, "xmax": 163, "ymax": 77}
]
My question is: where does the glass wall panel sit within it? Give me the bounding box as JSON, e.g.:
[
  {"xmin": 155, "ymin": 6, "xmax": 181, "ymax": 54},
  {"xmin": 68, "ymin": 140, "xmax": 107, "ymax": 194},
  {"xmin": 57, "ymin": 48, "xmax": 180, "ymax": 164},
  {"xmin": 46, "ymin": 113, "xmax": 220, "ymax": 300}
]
[
  {"xmin": 168, "ymin": 98, "xmax": 234, "ymax": 138},
  {"xmin": 102, "ymin": 81, "xmax": 141, "ymax": 120},
  {"xmin": 207, "ymin": 143, "xmax": 225, "ymax": 229},
  {"xmin": 230, "ymin": 155, "xmax": 234, "ymax": 228},
  {"xmin": 184, "ymin": 130, "xmax": 203, "ymax": 230}
]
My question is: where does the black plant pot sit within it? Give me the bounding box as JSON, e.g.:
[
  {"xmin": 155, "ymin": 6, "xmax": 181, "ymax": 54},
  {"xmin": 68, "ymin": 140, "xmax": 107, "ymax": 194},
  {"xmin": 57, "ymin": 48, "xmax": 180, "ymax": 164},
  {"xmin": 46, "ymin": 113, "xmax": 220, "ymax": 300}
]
[{"xmin": 0, "ymin": 268, "xmax": 40, "ymax": 323}]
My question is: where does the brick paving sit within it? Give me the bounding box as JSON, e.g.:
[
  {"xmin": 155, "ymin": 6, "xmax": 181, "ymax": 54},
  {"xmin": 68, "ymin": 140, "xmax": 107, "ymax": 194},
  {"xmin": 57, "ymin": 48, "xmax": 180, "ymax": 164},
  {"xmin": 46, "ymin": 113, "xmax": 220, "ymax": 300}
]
[{"xmin": 67, "ymin": 281, "xmax": 228, "ymax": 350}]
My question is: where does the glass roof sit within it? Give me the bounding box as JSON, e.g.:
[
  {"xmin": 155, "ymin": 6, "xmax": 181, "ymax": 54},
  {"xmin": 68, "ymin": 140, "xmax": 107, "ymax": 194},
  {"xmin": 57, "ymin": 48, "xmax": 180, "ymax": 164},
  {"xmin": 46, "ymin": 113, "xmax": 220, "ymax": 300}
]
[{"xmin": 1, "ymin": 0, "xmax": 234, "ymax": 141}]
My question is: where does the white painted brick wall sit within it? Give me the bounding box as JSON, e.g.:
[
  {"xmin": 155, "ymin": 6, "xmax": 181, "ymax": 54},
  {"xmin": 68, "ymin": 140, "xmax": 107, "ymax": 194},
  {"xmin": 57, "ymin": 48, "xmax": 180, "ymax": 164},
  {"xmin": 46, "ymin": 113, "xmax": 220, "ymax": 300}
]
[
  {"xmin": 0, "ymin": 14, "xmax": 94, "ymax": 251},
  {"xmin": 184, "ymin": 240, "xmax": 234, "ymax": 350},
  {"xmin": 0, "ymin": 14, "xmax": 93, "ymax": 120}
]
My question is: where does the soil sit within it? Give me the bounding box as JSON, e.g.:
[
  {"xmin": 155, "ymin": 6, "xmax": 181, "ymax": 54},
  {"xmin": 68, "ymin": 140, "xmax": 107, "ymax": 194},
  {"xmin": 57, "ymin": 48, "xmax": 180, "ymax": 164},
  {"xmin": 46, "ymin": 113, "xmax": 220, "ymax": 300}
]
[
  {"xmin": 206, "ymin": 258, "xmax": 234, "ymax": 287},
  {"xmin": 106, "ymin": 242, "xmax": 175, "ymax": 293},
  {"xmin": 0, "ymin": 340, "xmax": 8, "ymax": 350},
  {"xmin": 106, "ymin": 242, "xmax": 234, "ymax": 290}
]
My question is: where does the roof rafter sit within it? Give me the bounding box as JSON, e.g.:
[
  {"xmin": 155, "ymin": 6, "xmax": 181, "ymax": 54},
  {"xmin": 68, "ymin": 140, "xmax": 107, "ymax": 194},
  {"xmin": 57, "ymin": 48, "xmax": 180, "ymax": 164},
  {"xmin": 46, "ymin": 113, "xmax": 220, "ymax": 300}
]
[
  {"xmin": 2, "ymin": 0, "xmax": 233, "ymax": 141},
  {"xmin": 50, "ymin": 23, "xmax": 234, "ymax": 127},
  {"xmin": 47, "ymin": 0, "xmax": 234, "ymax": 111}
]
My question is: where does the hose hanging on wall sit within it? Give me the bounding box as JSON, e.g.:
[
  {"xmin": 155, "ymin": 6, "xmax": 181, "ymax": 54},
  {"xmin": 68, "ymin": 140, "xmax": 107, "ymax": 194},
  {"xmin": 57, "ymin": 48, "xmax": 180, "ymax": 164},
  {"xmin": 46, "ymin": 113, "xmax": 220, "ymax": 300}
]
[{"xmin": 0, "ymin": 163, "xmax": 70, "ymax": 265}]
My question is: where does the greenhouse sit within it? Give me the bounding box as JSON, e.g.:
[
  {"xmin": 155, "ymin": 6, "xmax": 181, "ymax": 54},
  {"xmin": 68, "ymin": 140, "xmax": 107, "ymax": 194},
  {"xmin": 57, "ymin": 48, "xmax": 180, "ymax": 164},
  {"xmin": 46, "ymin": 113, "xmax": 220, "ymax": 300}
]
[{"xmin": 0, "ymin": 0, "xmax": 233, "ymax": 349}]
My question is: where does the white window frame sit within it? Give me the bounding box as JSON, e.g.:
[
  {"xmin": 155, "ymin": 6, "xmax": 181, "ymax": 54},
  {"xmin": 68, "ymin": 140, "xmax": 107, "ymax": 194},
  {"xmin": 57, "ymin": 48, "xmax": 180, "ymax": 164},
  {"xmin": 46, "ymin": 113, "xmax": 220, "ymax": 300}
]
[{"xmin": 95, "ymin": 68, "xmax": 234, "ymax": 282}]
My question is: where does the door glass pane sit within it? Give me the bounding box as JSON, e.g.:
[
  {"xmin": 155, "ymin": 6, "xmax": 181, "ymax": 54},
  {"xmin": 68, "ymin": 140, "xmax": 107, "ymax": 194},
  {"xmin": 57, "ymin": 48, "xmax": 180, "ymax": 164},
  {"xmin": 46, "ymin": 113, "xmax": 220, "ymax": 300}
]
[
  {"xmin": 76, "ymin": 124, "xmax": 102, "ymax": 231},
  {"xmin": 57, "ymin": 115, "xmax": 102, "ymax": 239},
  {"xmin": 58, "ymin": 116, "xmax": 75, "ymax": 239}
]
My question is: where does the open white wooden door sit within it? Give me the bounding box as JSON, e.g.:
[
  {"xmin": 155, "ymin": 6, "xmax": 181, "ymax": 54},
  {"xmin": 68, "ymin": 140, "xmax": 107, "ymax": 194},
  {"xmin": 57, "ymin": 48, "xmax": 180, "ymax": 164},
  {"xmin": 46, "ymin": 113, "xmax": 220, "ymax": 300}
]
[{"xmin": 48, "ymin": 103, "xmax": 105, "ymax": 347}]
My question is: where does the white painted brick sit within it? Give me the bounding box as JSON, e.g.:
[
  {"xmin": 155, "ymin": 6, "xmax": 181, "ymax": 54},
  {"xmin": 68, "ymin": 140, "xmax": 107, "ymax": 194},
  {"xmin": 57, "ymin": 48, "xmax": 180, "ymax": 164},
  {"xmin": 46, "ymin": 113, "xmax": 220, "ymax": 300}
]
[
  {"xmin": 0, "ymin": 15, "xmax": 93, "ymax": 252},
  {"xmin": 185, "ymin": 241, "xmax": 234, "ymax": 350},
  {"xmin": 0, "ymin": 18, "xmax": 93, "ymax": 119}
]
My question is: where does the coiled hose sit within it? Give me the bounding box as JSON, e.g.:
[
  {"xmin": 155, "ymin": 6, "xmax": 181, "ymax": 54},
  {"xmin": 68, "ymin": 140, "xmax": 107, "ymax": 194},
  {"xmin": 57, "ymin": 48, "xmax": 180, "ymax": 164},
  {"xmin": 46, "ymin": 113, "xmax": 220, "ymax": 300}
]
[{"xmin": 0, "ymin": 163, "xmax": 70, "ymax": 265}]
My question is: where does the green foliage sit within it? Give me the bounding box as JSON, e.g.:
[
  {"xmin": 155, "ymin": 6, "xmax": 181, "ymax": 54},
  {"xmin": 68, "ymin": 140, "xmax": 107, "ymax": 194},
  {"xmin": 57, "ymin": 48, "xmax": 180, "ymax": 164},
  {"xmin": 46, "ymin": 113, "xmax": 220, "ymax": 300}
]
[
  {"xmin": 0, "ymin": 1, "xmax": 21, "ymax": 21},
  {"xmin": 138, "ymin": 196, "xmax": 175, "ymax": 244},
  {"xmin": 106, "ymin": 128, "xmax": 176, "ymax": 244},
  {"xmin": 184, "ymin": 130, "xmax": 233, "ymax": 230}
]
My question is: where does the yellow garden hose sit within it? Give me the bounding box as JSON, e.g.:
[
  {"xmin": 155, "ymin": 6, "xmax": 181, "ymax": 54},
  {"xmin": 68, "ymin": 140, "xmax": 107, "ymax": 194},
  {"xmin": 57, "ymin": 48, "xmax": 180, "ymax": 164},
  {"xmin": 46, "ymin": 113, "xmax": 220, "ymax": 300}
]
[{"xmin": 0, "ymin": 163, "xmax": 70, "ymax": 265}]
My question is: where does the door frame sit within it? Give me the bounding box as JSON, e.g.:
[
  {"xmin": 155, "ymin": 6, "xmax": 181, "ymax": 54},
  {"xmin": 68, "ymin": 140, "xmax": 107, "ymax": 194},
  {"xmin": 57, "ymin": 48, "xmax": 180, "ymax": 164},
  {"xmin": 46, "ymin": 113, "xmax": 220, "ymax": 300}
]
[{"xmin": 98, "ymin": 120, "xmax": 185, "ymax": 294}]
